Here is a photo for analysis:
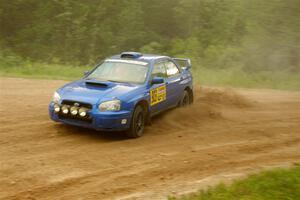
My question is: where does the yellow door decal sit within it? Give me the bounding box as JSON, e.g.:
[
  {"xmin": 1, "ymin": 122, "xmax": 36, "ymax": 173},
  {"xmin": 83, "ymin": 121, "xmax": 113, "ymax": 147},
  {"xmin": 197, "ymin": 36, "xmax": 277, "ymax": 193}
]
[{"xmin": 150, "ymin": 85, "xmax": 166, "ymax": 106}]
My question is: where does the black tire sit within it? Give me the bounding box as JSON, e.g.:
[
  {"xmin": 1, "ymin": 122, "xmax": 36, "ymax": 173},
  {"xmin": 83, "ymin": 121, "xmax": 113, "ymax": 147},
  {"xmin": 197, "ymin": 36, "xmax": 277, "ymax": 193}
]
[
  {"xmin": 180, "ymin": 90, "xmax": 190, "ymax": 107},
  {"xmin": 126, "ymin": 105, "xmax": 145, "ymax": 138}
]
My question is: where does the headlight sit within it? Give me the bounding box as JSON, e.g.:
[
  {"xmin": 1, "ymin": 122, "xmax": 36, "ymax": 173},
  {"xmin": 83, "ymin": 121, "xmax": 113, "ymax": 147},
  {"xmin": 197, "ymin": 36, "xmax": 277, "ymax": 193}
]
[
  {"xmin": 98, "ymin": 99, "xmax": 121, "ymax": 112},
  {"xmin": 52, "ymin": 92, "xmax": 61, "ymax": 103}
]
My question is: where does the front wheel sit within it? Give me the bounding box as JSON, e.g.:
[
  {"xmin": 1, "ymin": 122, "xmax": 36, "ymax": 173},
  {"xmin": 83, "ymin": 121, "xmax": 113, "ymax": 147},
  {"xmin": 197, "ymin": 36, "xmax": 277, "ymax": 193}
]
[{"xmin": 126, "ymin": 105, "xmax": 145, "ymax": 138}]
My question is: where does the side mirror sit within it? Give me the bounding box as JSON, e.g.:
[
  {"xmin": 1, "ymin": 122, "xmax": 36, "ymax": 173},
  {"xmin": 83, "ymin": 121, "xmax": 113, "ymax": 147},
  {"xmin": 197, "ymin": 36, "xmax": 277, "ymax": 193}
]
[
  {"xmin": 84, "ymin": 70, "xmax": 90, "ymax": 76},
  {"xmin": 151, "ymin": 77, "xmax": 164, "ymax": 85}
]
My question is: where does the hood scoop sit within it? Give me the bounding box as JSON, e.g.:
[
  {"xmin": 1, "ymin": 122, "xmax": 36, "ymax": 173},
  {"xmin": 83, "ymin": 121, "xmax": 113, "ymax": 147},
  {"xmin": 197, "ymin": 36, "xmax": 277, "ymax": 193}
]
[{"xmin": 85, "ymin": 80, "xmax": 108, "ymax": 87}]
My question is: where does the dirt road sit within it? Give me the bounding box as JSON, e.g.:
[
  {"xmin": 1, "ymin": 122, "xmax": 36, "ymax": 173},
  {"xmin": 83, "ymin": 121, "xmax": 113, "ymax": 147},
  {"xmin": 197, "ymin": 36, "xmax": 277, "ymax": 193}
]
[{"xmin": 0, "ymin": 78, "xmax": 299, "ymax": 200}]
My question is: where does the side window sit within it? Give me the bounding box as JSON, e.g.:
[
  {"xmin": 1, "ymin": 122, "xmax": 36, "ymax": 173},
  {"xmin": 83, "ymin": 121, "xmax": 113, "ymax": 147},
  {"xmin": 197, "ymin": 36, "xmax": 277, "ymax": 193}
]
[
  {"xmin": 165, "ymin": 61, "xmax": 180, "ymax": 77},
  {"xmin": 152, "ymin": 62, "xmax": 167, "ymax": 78}
]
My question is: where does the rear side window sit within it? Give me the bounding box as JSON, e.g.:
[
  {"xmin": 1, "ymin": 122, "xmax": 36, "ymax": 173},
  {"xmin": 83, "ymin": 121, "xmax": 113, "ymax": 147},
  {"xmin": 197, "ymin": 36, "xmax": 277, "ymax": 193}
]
[
  {"xmin": 152, "ymin": 62, "xmax": 167, "ymax": 78},
  {"xmin": 165, "ymin": 61, "xmax": 180, "ymax": 77}
]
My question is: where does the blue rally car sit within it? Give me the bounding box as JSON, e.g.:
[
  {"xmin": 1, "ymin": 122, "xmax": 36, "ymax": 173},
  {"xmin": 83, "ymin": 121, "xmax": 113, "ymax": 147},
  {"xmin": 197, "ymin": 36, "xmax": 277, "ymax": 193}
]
[{"xmin": 49, "ymin": 52, "xmax": 193, "ymax": 138}]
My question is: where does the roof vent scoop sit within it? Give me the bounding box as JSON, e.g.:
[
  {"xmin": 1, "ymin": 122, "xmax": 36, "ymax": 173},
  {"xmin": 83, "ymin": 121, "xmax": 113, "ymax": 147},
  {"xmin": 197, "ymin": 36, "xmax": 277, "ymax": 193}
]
[{"xmin": 120, "ymin": 52, "xmax": 142, "ymax": 59}]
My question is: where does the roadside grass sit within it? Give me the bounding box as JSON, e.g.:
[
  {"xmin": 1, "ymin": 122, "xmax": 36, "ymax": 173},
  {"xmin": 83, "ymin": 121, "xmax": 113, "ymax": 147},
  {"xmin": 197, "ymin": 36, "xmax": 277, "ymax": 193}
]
[
  {"xmin": 193, "ymin": 67, "xmax": 300, "ymax": 91},
  {"xmin": 169, "ymin": 165, "xmax": 300, "ymax": 200},
  {"xmin": 0, "ymin": 60, "xmax": 299, "ymax": 90},
  {"xmin": 0, "ymin": 61, "xmax": 90, "ymax": 80}
]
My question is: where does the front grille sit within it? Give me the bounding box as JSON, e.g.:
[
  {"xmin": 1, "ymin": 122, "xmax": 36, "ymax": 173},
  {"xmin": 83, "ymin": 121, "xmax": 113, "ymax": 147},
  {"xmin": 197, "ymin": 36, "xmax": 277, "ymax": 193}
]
[{"xmin": 61, "ymin": 100, "xmax": 92, "ymax": 109}]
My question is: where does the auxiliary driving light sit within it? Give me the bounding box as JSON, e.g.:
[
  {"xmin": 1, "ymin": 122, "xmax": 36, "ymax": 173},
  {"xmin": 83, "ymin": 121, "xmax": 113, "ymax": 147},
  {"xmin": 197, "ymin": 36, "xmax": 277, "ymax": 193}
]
[
  {"xmin": 79, "ymin": 108, "xmax": 87, "ymax": 117},
  {"xmin": 70, "ymin": 106, "xmax": 78, "ymax": 115},
  {"xmin": 54, "ymin": 104, "xmax": 60, "ymax": 113},
  {"xmin": 61, "ymin": 105, "xmax": 69, "ymax": 114}
]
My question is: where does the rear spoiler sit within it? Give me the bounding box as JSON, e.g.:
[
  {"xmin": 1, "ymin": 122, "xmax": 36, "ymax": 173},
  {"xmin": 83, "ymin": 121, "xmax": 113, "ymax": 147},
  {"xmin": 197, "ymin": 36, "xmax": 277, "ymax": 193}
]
[{"xmin": 172, "ymin": 58, "xmax": 192, "ymax": 70}]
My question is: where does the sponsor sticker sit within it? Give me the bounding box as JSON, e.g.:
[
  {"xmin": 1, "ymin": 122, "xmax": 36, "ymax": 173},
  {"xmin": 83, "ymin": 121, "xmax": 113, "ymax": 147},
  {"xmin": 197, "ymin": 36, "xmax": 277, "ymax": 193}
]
[{"xmin": 150, "ymin": 85, "xmax": 166, "ymax": 106}]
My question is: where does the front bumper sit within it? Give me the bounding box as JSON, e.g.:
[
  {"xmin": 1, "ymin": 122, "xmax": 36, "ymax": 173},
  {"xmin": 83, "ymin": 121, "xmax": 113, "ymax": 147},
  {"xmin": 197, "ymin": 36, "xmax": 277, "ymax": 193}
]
[{"xmin": 49, "ymin": 102, "xmax": 132, "ymax": 131}]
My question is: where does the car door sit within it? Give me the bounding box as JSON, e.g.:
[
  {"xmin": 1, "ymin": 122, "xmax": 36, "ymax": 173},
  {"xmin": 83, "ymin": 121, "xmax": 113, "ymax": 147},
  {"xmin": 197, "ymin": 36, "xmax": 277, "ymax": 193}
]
[
  {"xmin": 164, "ymin": 60, "xmax": 183, "ymax": 107},
  {"xmin": 149, "ymin": 61, "xmax": 168, "ymax": 115}
]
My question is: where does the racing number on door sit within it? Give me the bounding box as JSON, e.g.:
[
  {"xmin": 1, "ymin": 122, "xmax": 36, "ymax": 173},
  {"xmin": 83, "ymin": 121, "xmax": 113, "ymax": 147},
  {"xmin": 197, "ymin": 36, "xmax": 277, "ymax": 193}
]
[{"xmin": 150, "ymin": 85, "xmax": 166, "ymax": 106}]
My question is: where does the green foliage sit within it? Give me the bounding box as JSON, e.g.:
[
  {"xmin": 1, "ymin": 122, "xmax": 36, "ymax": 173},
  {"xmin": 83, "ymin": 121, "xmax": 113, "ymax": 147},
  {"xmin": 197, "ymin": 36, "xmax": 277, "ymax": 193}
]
[
  {"xmin": 169, "ymin": 165, "xmax": 300, "ymax": 200},
  {"xmin": 0, "ymin": 0, "xmax": 299, "ymax": 69},
  {"xmin": 0, "ymin": 0, "xmax": 299, "ymax": 89}
]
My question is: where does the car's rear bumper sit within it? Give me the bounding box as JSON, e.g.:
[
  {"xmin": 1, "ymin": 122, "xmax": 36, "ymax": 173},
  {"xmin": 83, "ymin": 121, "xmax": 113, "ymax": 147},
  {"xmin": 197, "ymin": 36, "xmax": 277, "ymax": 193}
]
[{"xmin": 49, "ymin": 103, "xmax": 132, "ymax": 131}]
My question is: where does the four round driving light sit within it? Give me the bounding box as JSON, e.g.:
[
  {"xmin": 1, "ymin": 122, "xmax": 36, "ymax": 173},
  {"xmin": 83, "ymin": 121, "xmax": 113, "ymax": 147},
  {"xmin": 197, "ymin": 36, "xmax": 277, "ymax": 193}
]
[{"xmin": 54, "ymin": 104, "xmax": 88, "ymax": 117}]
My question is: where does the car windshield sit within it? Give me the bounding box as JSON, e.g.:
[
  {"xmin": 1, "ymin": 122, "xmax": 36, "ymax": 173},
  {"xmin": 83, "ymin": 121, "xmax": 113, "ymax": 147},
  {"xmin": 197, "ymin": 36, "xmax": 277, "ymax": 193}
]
[{"xmin": 86, "ymin": 59, "xmax": 149, "ymax": 84}]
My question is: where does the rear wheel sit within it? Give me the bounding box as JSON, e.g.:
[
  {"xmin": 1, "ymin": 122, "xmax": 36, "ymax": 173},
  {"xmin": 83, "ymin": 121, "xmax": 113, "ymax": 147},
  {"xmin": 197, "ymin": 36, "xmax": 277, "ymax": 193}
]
[
  {"xmin": 180, "ymin": 90, "xmax": 190, "ymax": 107},
  {"xmin": 126, "ymin": 105, "xmax": 145, "ymax": 138}
]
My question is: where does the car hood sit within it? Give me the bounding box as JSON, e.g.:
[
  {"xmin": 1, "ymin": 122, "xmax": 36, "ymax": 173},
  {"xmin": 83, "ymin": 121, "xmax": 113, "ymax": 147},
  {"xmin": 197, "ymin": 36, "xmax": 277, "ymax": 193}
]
[{"xmin": 59, "ymin": 79, "xmax": 140, "ymax": 105}]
